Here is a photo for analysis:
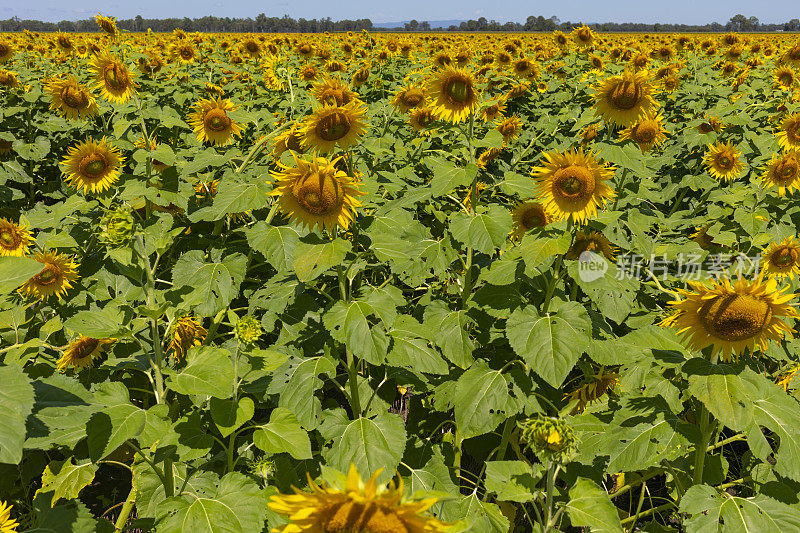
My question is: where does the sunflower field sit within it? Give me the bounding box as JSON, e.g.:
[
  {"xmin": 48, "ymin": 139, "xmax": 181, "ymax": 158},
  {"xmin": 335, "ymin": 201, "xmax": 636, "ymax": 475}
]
[{"xmin": 3, "ymin": 15, "xmax": 800, "ymax": 532}]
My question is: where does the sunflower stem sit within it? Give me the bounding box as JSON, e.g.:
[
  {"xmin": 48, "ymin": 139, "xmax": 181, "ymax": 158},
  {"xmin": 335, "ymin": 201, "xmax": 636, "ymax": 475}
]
[
  {"xmin": 113, "ymin": 485, "xmax": 137, "ymax": 532},
  {"xmin": 346, "ymin": 348, "xmax": 361, "ymax": 419},
  {"xmin": 692, "ymin": 353, "xmax": 719, "ymax": 485},
  {"xmin": 136, "ymin": 235, "xmax": 166, "ymax": 405}
]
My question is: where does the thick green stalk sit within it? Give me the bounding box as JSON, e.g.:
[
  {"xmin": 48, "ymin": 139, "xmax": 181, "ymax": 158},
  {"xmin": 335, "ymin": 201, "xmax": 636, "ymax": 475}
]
[
  {"xmin": 114, "ymin": 485, "xmax": 137, "ymax": 532},
  {"xmin": 692, "ymin": 352, "xmax": 719, "ymax": 485}
]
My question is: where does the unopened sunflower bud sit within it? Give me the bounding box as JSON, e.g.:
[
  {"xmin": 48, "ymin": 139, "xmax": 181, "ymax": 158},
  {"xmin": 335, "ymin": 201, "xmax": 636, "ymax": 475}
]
[
  {"xmin": 99, "ymin": 207, "xmax": 134, "ymax": 247},
  {"xmin": 518, "ymin": 416, "xmax": 576, "ymax": 462},
  {"xmin": 234, "ymin": 315, "xmax": 262, "ymax": 344}
]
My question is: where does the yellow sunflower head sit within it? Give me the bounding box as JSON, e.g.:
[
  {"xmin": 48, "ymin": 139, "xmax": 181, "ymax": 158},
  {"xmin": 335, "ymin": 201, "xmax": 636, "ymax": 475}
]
[
  {"xmin": 761, "ymin": 237, "xmax": 800, "ymax": 280},
  {"xmin": 532, "ymin": 148, "xmax": 616, "ymax": 224},
  {"xmin": 61, "ymin": 137, "xmax": 124, "ymax": 195},
  {"xmin": 661, "ymin": 274, "xmax": 798, "ymax": 361},
  {"xmin": 593, "ymin": 70, "xmax": 657, "ymax": 127},
  {"xmin": 273, "ymin": 123, "xmax": 306, "ymax": 160},
  {"xmin": 90, "ymin": 53, "xmax": 136, "ymax": 104},
  {"xmin": 0, "ymin": 41, "xmax": 15, "ymax": 63},
  {"xmin": 618, "ymin": 113, "xmax": 668, "ymax": 152},
  {"xmin": 268, "ymin": 463, "xmax": 453, "ymax": 533},
  {"xmin": 301, "ymin": 101, "xmax": 368, "ymax": 154},
  {"xmin": 0, "ymin": 69, "xmax": 20, "ymax": 89},
  {"xmin": 187, "ymin": 98, "xmax": 243, "ymax": 147},
  {"xmin": 427, "ymin": 67, "xmax": 480, "ymax": 124},
  {"xmin": 391, "ymin": 84, "xmax": 426, "ymax": 114},
  {"xmin": 480, "ymin": 98, "xmax": 507, "ymax": 123},
  {"xmin": 0, "ymin": 500, "xmax": 19, "ymax": 533},
  {"xmin": 270, "ymin": 154, "xmax": 365, "ymax": 232},
  {"xmin": 565, "ymin": 230, "xmax": 618, "ymax": 261},
  {"xmin": 46, "ymin": 75, "xmax": 99, "ymax": 121},
  {"xmin": 703, "ymin": 141, "xmax": 744, "ymax": 182},
  {"xmin": 19, "ymin": 250, "xmax": 79, "ymax": 301},
  {"xmin": 57, "ymin": 336, "xmax": 115, "ymax": 372},
  {"xmin": 311, "ymin": 76, "xmax": 359, "ymax": 107},
  {"xmin": 511, "ymin": 201, "xmax": 550, "ymax": 239},
  {"xmin": 167, "ymin": 316, "xmax": 208, "ymax": 361},
  {"xmin": 94, "ymin": 13, "xmax": 118, "ymax": 36},
  {"xmin": 773, "ymin": 67, "xmax": 796, "ymax": 90},
  {"xmin": 408, "ymin": 107, "xmax": 437, "ymax": 135},
  {"xmin": 495, "ymin": 114, "xmax": 522, "ymax": 143},
  {"xmin": 171, "ymin": 41, "xmax": 197, "ymax": 64},
  {"xmin": 572, "ymin": 24, "xmax": 595, "ymax": 48},
  {"xmin": 0, "ymin": 218, "xmax": 32, "ymax": 257},
  {"xmin": 776, "ymin": 113, "xmax": 800, "ymax": 151},
  {"xmin": 565, "ymin": 369, "xmax": 619, "ymax": 414},
  {"xmin": 761, "ymin": 150, "xmax": 800, "ymax": 196}
]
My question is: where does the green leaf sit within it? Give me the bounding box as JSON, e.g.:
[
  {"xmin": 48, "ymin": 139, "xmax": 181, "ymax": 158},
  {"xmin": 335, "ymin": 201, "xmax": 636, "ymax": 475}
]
[
  {"xmin": 245, "ymin": 222, "xmax": 300, "ymax": 271},
  {"xmin": 86, "ymin": 386, "xmax": 146, "ymax": 461},
  {"xmin": 566, "ymin": 478, "xmax": 624, "ymax": 533},
  {"xmin": 456, "ymin": 494, "xmax": 509, "ymax": 532},
  {"xmin": 25, "ymin": 374, "xmax": 99, "ymax": 451},
  {"xmin": 424, "ymin": 301, "xmax": 474, "ymax": 368},
  {"xmin": 37, "ymin": 459, "xmax": 97, "ymax": 506},
  {"xmin": 0, "ymin": 364, "xmax": 34, "ymax": 464},
  {"xmin": 323, "ymin": 300, "xmax": 390, "ymax": 365},
  {"xmin": 387, "ymin": 317, "xmax": 448, "ymax": 375},
  {"xmin": 603, "ymin": 418, "xmax": 691, "ymax": 473},
  {"xmin": 484, "ymin": 461, "xmax": 541, "ymax": 503},
  {"xmin": 254, "ymin": 407, "xmax": 312, "ymax": 460},
  {"xmin": 31, "ymin": 492, "xmax": 113, "ymax": 533},
  {"xmin": 63, "ymin": 307, "xmax": 127, "ymax": 338},
  {"xmin": 450, "ymin": 205, "xmax": 512, "ymax": 255},
  {"xmin": 293, "ymin": 238, "xmax": 351, "ymax": 282},
  {"xmin": 427, "ymin": 157, "xmax": 477, "ymax": 196},
  {"xmin": 681, "ymin": 484, "xmax": 800, "ymax": 533},
  {"xmin": 506, "ymin": 301, "xmax": 591, "ymax": 387},
  {"xmin": 169, "ymin": 346, "xmax": 235, "ymax": 399},
  {"xmin": 211, "ymin": 396, "xmax": 255, "ymax": 438},
  {"xmin": 687, "ymin": 360, "xmax": 754, "ymax": 431},
  {"xmin": 267, "ymin": 355, "xmax": 337, "ymax": 428},
  {"xmin": 171, "ymin": 251, "xmax": 246, "ymax": 317},
  {"xmin": 452, "ymin": 360, "xmax": 525, "ymax": 439},
  {"xmin": 320, "ymin": 410, "xmax": 406, "ymax": 484},
  {"xmin": 0, "ymin": 256, "xmax": 43, "ymax": 294}
]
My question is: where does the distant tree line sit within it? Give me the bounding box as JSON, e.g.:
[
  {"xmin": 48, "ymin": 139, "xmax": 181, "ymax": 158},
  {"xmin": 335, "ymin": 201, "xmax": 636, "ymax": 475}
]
[{"xmin": 0, "ymin": 13, "xmax": 798, "ymax": 33}]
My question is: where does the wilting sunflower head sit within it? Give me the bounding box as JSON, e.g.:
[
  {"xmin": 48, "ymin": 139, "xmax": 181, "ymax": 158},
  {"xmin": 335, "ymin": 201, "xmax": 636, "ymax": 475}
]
[
  {"xmin": 61, "ymin": 137, "xmax": 124, "ymax": 195},
  {"xmin": 167, "ymin": 315, "xmax": 208, "ymax": 361},
  {"xmin": 0, "ymin": 500, "xmax": 19, "ymax": 533},
  {"xmin": 99, "ymin": 207, "xmax": 135, "ymax": 247},
  {"xmin": 188, "ymin": 98, "xmax": 243, "ymax": 147},
  {"xmin": 408, "ymin": 107, "xmax": 437, "ymax": 135},
  {"xmin": 572, "ymin": 24, "xmax": 595, "ymax": 48},
  {"xmin": 268, "ymin": 463, "xmax": 453, "ymax": 533},
  {"xmin": 273, "ymin": 123, "xmax": 305, "ymax": 160},
  {"xmin": 90, "ymin": 53, "xmax": 136, "ymax": 104},
  {"xmin": 0, "ymin": 218, "xmax": 32, "ymax": 257},
  {"xmin": 593, "ymin": 70, "xmax": 657, "ymax": 127},
  {"xmin": 301, "ymin": 101, "xmax": 368, "ymax": 153},
  {"xmin": 761, "ymin": 150, "xmax": 800, "ymax": 196},
  {"xmin": 565, "ymin": 369, "xmax": 620, "ymax": 414},
  {"xmin": 0, "ymin": 69, "xmax": 20, "ymax": 89},
  {"xmin": 480, "ymin": 98, "xmax": 507, "ymax": 123},
  {"xmin": 618, "ymin": 113, "xmax": 668, "ymax": 152},
  {"xmin": 691, "ymin": 225, "xmax": 719, "ymax": 250},
  {"xmin": 476, "ymin": 147, "xmax": 502, "ymax": 170},
  {"xmin": 427, "ymin": 67, "xmax": 480, "ymax": 124},
  {"xmin": 773, "ymin": 67, "xmax": 796, "ymax": 90},
  {"xmin": 511, "ymin": 201, "xmax": 550, "ymax": 239},
  {"xmin": 761, "ymin": 237, "xmax": 800, "ymax": 280},
  {"xmin": 19, "ymin": 250, "xmax": 79, "ymax": 301},
  {"xmin": 57, "ymin": 336, "xmax": 115, "ymax": 372},
  {"xmin": 0, "ymin": 41, "xmax": 15, "ymax": 63},
  {"xmin": 566, "ymin": 230, "xmax": 617, "ymax": 261},
  {"xmin": 234, "ymin": 315, "xmax": 263, "ymax": 344},
  {"xmin": 311, "ymin": 76, "xmax": 359, "ymax": 107},
  {"xmin": 703, "ymin": 141, "xmax": 744, "ymax": 182},
  {"xmin": 271, "ymin": 154, "xmax": 365, "ymax": 232},
  {"xmin": 391, "ymin": 84, "xmax": 426, "ymax": 114},
  {"xmin": 518, "ymin": 416, "xmax": 577, "ymax": 462},
  {"xmin": 94, "ymin": 13, "xmax": 118, "ymax": 36},
  {"xmin": 580, "ymin": 123, "xmax": 600, "ymax": 145},
  {"xmin": 661, "ymin": 274, "xmax": 799, "ymax": 361},
  {"xmin": 495, "ymin": 115, "xmax": 522, "ymax": 142},
  {"xmin": 46, "ymin": 75, "xmax": 99, "ymax": 121},
  {"xmin": 776, "ymin": 113, "xmax": 800, "ymax": 151},
  {"xmin": 532, "ymin": 148, "xmax": 616, "ymax": 224}
]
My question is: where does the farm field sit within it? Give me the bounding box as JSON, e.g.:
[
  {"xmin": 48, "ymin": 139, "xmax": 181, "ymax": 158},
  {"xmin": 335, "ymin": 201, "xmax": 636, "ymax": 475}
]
[{"xmin": 2, "ymin": 17, "xmax": 800, "ymax": 532}]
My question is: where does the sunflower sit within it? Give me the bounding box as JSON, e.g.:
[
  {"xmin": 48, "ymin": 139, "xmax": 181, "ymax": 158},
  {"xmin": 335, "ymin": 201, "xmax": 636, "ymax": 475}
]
[
  {"xmin": 301, "ymin": 101, "xmax": 368, "ymax": 153},
  {"xmin": 46, "ymin": 75, "xmax": 99, "ymax": 121},
  {"xmin": 94, "ymin": 13, "xmax": 118, "ymax": 36},
  {"xmin": 511, "ymin": 201, "xmax": 550, "ymax": 239},
  {"xmin": 703, "ymin": 141, "xmax": 743, "ymax": 182},
  {"xmin": 299, "ymin": 64, "xmax": 319, "ymax": 82},
  {"xmin": 311, "ymin": 76, "xmax": 359, "ymax": 107},
  {"xmin": 57, "ymin": 336, "xmax": 115, "ymax": 372},
  {"xmin": 89, "ymin": 53, "xmax": 135, "ymax": 104},
  {"xmin": 408, "ymin": 107, "xmax": 437, "ymax": 135},
  {"xmin": 761, "ymin": 150, "xmax": 800, "ymax": 196},
  {"xmin": 761, "ymin": 237, "xmax": 800, "ymax": 280},
  {"xmin": 167, "ymin": 316, "xmax": 208, "ymax": 361},
  {"xmin": 392, "ymin": 84, "xmax": 426, "ymax": 113},
  {"xmin": 268, "ymin": 463, "xmax": 452, "ymax": 533},
  {"xmin": 698, "ymin": 116, "xmax": 723, "ymax": 134},
  {"xmin": 533, "ymin": 148, "xmax": 616, "ymax": 224},
  {"xmin": 61, "ymin": 137, "xmax": 124, "ymax": 194},
  {"xmin": 0, "ymin": 69, "xmax": 19, "ymax": 89},
  {"xmin": 618, "ymin": 113, "xmax": 668, "ymax": 152},
  {"xmin": 18, "ymin": 250, "xmax": 79, "ymax": 301},
  {"xmin": 691, "ymin": 225, "xmax": 719, "ymax": 250},
  {"xmin": 476, "ymin": 148, "xmax": 502, "ymax": 170},
  {"xmin": 426, "ymin": 67, "xmax": 480, "ymax": 123},
  {"xmin": 512, "ymin": 58, "xmax": 538, "ymax": 78},
  {"xmin": 0, "ymin": 218, "xmax": 32, "ymax": 257},
  {"xmin": 495, "ymin": 115, "xmax": 521, "ymax": 143},
  {"xmin": 270, "ymin": 154, "xmax": 364, "ymax": 231},
  {"xmin": 773, "ymin": 67, "xmax": 796, "ymax": 90},
  {"xmin": 0, "ymin": 41, "xmax": 14, "ymax": 63},
  {"xmin": 171, "ymin": 41, "xmax": 197, "ymax": 64},
  {"xmin": 187, "ymin": 98, "xmax": 243, "ymax": 147},
  {"xmin": 593, "ymin": 70, "xmax": 657, "ymax": 126},
  {"xmin": 776, "ymin": 113, "xmax": 800, "ymax": 151},
  {"xmin": 565, "ymin": 231, "xmax": 617, "ymax": 261},
  {"xmin": 0, "ymin": 500, "xmax": 18, "ymax": 533},
  {"xmin": 572, "ymin": 24, "xmax": 595, "ymax": 48},
  {"xmin": 565, "ymin": 368, "xmax": 619, "ymax": 414},
  {"xmin": 480, "ymin": 99, "xmax": 506, "ymax": 122},
  {"xmin": 273, "ymin": 123, "xmax": 305, "ymax": 160},
  {"xmin": 661, "ymin": 274, "xmax": 798, "ymax": 361},
  {"xmin": 579, "ymin": 123, "xmax": 600, "ymax": 145}
]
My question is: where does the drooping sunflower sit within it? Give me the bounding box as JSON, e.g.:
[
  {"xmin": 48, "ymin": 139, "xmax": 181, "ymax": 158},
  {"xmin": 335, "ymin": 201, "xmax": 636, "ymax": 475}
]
[
  {"xmin": 0, "ymin": 218, "xmax": 32, "ymax": 257},
  {"xmin": 167, "ymin": 316, "xmax": 208, "ymax": 361},
  {"xmin": 773, "ymin": 67, "xmax": 797, "ymax": 90},
  {"xmin": 776, "ymin": 113, "xmax": 800, "ymax": 151},
  {"xmin": 661, "ymin": 274, "xmax": 798, "ymax": 361},
  {"xmin": 268, "ymin": 463, "xmax": 452, "ymax": 533},
  {"xmin": 761, "ymin": 237, "xmax": 800, "ymax": 280},
  {"xmin": 94, "ymin": 12, "xmax": 118, "ymax": 36},
  {"xmin": 0, "ymin": 41, "xmax": 14, "ymax": 64},
  {"xmin": 0, "ymin": 500, "xmax": 18, "ymax": 533},
  {"xmin": 480, "ymin": 98, "xmax": 507, "ymax": 122},
  {"xmin": 90, "ymin": 53, "xmax": 136, "ymax": 103},
  {"xmin": 593, "ymin": 70, "xmax": 657, "ymax": 127},
  {"xmin": 691, "ymin": 225, "xmax": 719, "ymax": 250},
  {"xmin": 703, "ymin": 141, "xmax": 744, "ymax": 182},
  {"xmin": 565, "ymin": 230, "xmax": 618, "ymax": 261},
  {"xmin": 301, "ymin": 101, "xmax": 368, "ymax": 153},
  {"xmin": 495, "ymin": 115, "xmax": 522, "ymax": 143},
  {"xmin": 533, "ymin": 148, "xmax": 616, "ymax": 224},
  {"xmin": 761, "ymin": 150, "xmax": 800, "ymax": 196},
  {"xmin": 572, "ymin": 24, "xmax": 595, "ymax": 48},
  {"xmin": 426, "ymin": 67, "xmax": 480, "ymax": 123},
  {"xmin": 272, "ymin": 123, "xmax": 305, "ymax": 160},
  {"xmin": 187, "ymin": 98, "xmax": 243, "ymax": 147},
  {"xmin": 511, "ymin": 201, "xmax": 550, "ymax": 239},
  {"xmin": 391, "ymin": 84, "xmax": 426, "ymax": 113},
  {"xmin": 311, "ymin": 76, "xmax": 358, "ymax": 107},
  {"xmin": 270, "ymin": 154, "xmax": 364, "ymax": 231},
  {"xmin": 46, "ymin": 75, "xmax": 99, "ymax": 121},
  {"xmin": 565, "ymin": 368, "xmax": 619, "ymax": 414},
  {"xmin": 0, "ymin": 69, "xmax": 20, "ymax": 89},
  {"xmin": 476, "ymin": 148, "xmax": 502, "ymax": 170},
  {"xmin": 57, "ymin": 336, "xmax": 116, "ymax": 372},
  {"xmin": 61, "ymin": 137, "xmax": 124, "ymax": 194},
  {"xmin": 19, "ymin": 250, "xmax": 79, "ymax": 301},
  {"xmin": 618, "ymin": 113, "xmax": 668, "ymax": 152},
  {"xmin": 408, "ymin": 107, "xmax": 437, "ymax": 135}
]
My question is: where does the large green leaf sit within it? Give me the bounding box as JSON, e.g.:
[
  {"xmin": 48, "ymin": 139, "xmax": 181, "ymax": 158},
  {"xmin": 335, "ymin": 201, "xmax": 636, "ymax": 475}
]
[
  {"xmin": 681, "ymin": 484, "xmax": 800, "ymax": 533},
  {"xmin": 323, "ymin": 300, "xmax": 391, "ymax": 365},
  {"xmin": 0, "ymin": 256, "xmax": 42, "ymax": 294},
  {"xmin": 210, "ymin": 396, "xmax": 255, "ymax": 438},
  {"xmin": 267, "ymin": 355, "xmax": 337, "ymax": 428},
  {"xmin": 452, "ymin": 360, "xmax": 525, "ymax": 439},
  {"xmin": 62, "ymin": 307, "xmax": 127, "ymax": 338},
  {"xmin": 86, "ymin": 383, "xmax": 146, "ymax": 461},
  {"xmin": 427, "ymin": 157, "xmax": 477, "ymax": 196},
  {"xmin": 566, "ymin": 478, "xmax": 624, "ymax": 533},
  {"xmin": 244, "ymin": 222, "xmax": 300, "ymax": 272},
  {"xmin": 253, "ymin": 407, "xmax": 312, "ymax": 460},
  {"xmin": 449, "ymin": 204, "xmax": 512, "ymax": 255},
  {"xmin": 171, "ymin": 251, "xmax": 246, "ymax": 317},
  {"xmin": 36, "ymin": 459, "xmax": 97, "ymax": 506},
  {"xmin": 25, "ymin": 374, "xmax": 99, "ymax": 451},
  {"xmin": 189, "ymin": 180, "xmax": 270, "ymax": 221},
  {"xmin": 484, "ymin": 461, "xmax": 541, "ymax": 503},
  {"xmin": 424, "ymin": 301, "xmax": 474, "ymax": 368},
  {"xmin": 0, "ymin": 364, "xmax": 34, "ymax": 464},
  {"xmin": 293, "ymin": 238, "xmax": 351, "ymax": 282},
  {"xmin": 169, "ymin": 346, "xmax": 235, "ymax": 399}
]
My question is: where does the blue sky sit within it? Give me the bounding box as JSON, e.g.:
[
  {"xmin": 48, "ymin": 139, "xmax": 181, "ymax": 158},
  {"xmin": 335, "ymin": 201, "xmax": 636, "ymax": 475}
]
[{"xmin": 1, "ymin": 0, "xmax": 797, "ymax": 25}]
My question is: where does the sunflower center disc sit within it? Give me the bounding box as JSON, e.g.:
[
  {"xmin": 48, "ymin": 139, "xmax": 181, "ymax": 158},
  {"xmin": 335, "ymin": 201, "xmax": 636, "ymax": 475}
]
[
  {"xmin": 787, "ymin": 122, "xmax": 800, "ymax": 143},
  {"xmin": 0, "ymin": 229, "xmax": 15, "ymax": 246},
  {"xmin": 523, "ymin": 209, "xmax": 545, "ymax": 229},
  {"xmin": 181, "ymin": 48, "xmax": 192, "ymax": 59},
  {"xmin": 699, "ymin": 294, "xmax": 772, "ymax": 342},
  {"xmin": 37, "ymin": 267, "xmax": 56, "ymax": 285},
  {"xmin": 74, "ymin": 338, "xmax": 99, "ymax": 360},
  {"xmin": 81, "ymin": 154, "xmax": 108, "ymax": 177},
  {"xmin": 404, "ymin": 93, "xmax": 422, "ymax": 106},
  {"xmin": 777, "ymin": 160, "xmax": 798, "ymax": 182},
  {"xmin": 294, "ymin": 173, "xmax": 343, "ymax": 216},
  {"xmin": 635, "ymin": 124, "xmax": 657, "ymax": 143},
  {"xmin": 446, "ymin": 79, "xmax": 470, "ymax": 103},
  {"xmin": 554, "ymin": 165, "xmax": 595, "ymax": 199},
  {"xmin": 104, "ymin": 65, "xmax": 125, "ymax": 90},
  {"xmin": 609, "ymin": 80, "xmax": 642, "ymax": 110},
  {"xmin": 61, "ymin": 86, "xmax": 88, "ymax": 109},
  {"xmin": 716, "ymin": 155, "xmax": 733, "ymax": 170},
  {"xmin": 317, "ymin": 112, "xmax": 351, "ymax": 141},
  {"xmin": 206, "ymin": 111, "xmax": 230, "ymax": 132},
  {"xmin": 779, "ymin": 74, "xmax": 793, "ymax": 85},
  {"xmin": 771, "ymin": 247, "xmax": 797, "ymax": 268},
  {"xmin": 789, "ymin": 46, "xmax": 800, "ymax": 60}
]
